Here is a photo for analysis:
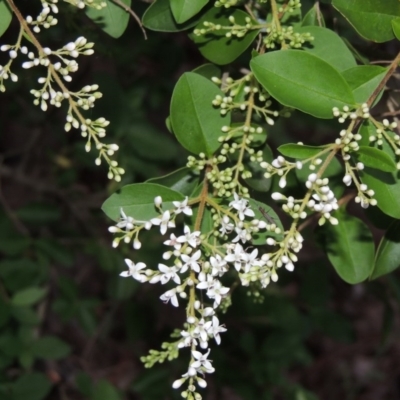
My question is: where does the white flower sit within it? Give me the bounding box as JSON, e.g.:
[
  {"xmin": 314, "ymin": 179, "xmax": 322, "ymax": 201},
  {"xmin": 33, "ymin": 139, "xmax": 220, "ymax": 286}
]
[
  {"xmin": 209, "ymin": 255, "xmax": 228, "ymax": 276},
  {"xmin": 193, "ymin": 318, "xmax": 212, "ymax": 343},
  {"xmin": 229, "ymin": 193, "xmax": 255, "ymax": 220},
  {"xmin": 181, "ymin": 250, "xmax": 202, "ymax": 273},
  {"xmin": 191, "ymin": 349, "xmax": 215, "ymax": 374},
  {"xmin": 219, "ymin": 215, "xmax": 234, "ymax": 235},
  {"xmin": 225, "ymin": 243, "xmax": 245, "ymax": 271},
  {"xmin": 116, "ymin": 208, "xmax": 135, "ymax": 231},
  {"xmin": 207, "ymin": 281, "xmax": 229, "ymax": 308},
  {"xmin": 157, "ymin": 263, "xmax": 181, "ymax": 285},
  {"xmin": 160, "ymin": 288, "xmax": 179, "ymax": 307},
  {"xmin": 209, "ymin": 316, "xmax": 226, "ymax": 345},
  {"xmin": 120, "ymin": 259, "xmax": 147, "ymax": 282},
  {"xmin": 173, "ymin": 197, "xmax": 192, "ymax": 216},
  {"xmin": 163, "ymin": 233, "xmax": 182, "ymax": 250},
  {"xmin": 150, "ymin": 210, "xmax": 175, "ymax": 235},
  {"xmin": 242, "ymin": 248, "xmax": 259, "ymax": 273},
  {"xmin": 196, "ymin": 274, "xmax": 215, "ymax": 291},
  {"xmin": 179, "ymin": 329, "xmax": 198, "ymax": 348},
  {"xmin": 232, "ymin": 226, "xmax": 250, "ymax": 243},
  {"xmin": 176, "ymin": 225, "xmax": 201, "ymax": 248}
]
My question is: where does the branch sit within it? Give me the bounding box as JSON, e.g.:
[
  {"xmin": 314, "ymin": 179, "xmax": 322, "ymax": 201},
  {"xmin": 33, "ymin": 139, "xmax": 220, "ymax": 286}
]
[{"xmin": 110, "ymin": 0, "xmax": 147, "ymax": 39}]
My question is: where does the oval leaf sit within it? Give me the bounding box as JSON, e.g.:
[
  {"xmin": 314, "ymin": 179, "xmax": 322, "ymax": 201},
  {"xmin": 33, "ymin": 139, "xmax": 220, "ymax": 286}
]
[
  {"xmin": 392, "ymin": 18, "xmax": 400, "ymax": 40},
  {"xmin": 296, "ymin": 26, "xmax": 356, "ymax": 71},
  {"xmin": 101, "ymin": 183, "xmax": 184, "ymax": 221},
  {"xmin": 250, "ymin": 50, "xmax": 355, "ymax": 119},
  {"xmin": 301, "ymin": 5, "xmax": 325, "ymax": 27},
  {"xmin": 142, "ymin": 0, "xmax": 200, "ymax": 32},
  {"xmin": 11, "ymin": 287, "xmax": 47, "ymax": 307},
  {"xmin": 170, "ymin": 0, "xmax": 209, "ymax": 24},
  {"xmin": 371, "ymin": 221, "xmax": 400, "ymax": 279},
  {"xmin": 191, "ymin": 8, "xmax": 259, "ymax": 65},
  {"xmin": 278, "ymin": 144, "xmax": 327, "ymax": 159},
  {"xmin": 357, "ymin": 146, "xmax": 396, "ymax": 172},
  {"xmin": 170, "ymin": 72, "xmax": 229, "ymax": 156},
  {"xmin": 147, "ymin": 167, "xmax": 200, "ymax": 196},
  {"xmin": 333, "ymin": 0, "xmax": 400, "ymax": 43},
  {"xmin": 318, "ymin": 210, "xmax": 374, "ymax": 284},
  {"xmin": 342, "ymin": 65, "xmax": 387, "ymax": 104},
  {"xmin": 0, "ymin": 1, "xmax": 12, "ymax": 37},
  {"xmin": 32, "ymin": 336, "xmax": 71, "ymax": 360},
  {"xmin": 86, "ymin": 0, "xmax": 131, "ymax": 38}
]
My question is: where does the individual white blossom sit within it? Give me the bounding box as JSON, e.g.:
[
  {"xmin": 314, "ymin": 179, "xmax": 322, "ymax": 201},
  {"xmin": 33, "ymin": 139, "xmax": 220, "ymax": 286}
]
[{"xmin": 120, "ymin": 259, "xmax": 147, "ymax": 282}]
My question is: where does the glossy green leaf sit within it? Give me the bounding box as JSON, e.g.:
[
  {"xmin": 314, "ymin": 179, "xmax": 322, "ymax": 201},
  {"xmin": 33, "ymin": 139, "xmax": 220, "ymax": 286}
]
[
  {"xmin": 301, "ymin": 5, "xmax": 325, "ymax": 27},
  {"xmin": 32, "ymin": 336, "xmax": 71, "ymax": 360},
  {"xmin": 248, "ymin": 199, "xmax": 284, "ymax": 244},
  {"xmin": 102, "ymin": 183, "xmax": 184, "ymax": 221},
  {"xmin": 251, "ymin": 50, "xmax": 355, "ymax": 119},
  {"xmin": 392, "ymin": 18, "xmax": 400, "ymax": 40},
  {"xmin": 11, "ymin": 287, "xmax": 47, "ymax": 307},
  {"xmin": 12, "ymin": 373, "xmax": 52, "ymax": 400},
  {"xmin": 245, "ymin": 144, "xmax": 273, "ymax": 192},
  {"xmin": 342, "ymin": 65, "xmax": 387, "ymax": 104},
  {"xmin": 332, "ymin": 0, "xmax": 400, "ymax": 42},
  {"xmin": 278, "ymin": 144, "xmax": 328, "ymax": 159},
  {"xmin": 356, "ymin": 146, "xmax": 396, "ymax": 172},
  {"xmin": 170, "ymin": 72, "xmax": 229, "ymax": 156},
  {"xmin": 371, "ymin": 221, "xmax": 400, "ymax": 279},
  {"xmin": 0, "ymin": 1, "xmax": 12, "ymax": 37},
  {"xmin": 142, "ymin": 0, "xmax": 199, "ymax": 32},
  {"xmin": 191, "ymin": 8, "xmax": 259, "ymax": 65},
  {"xmin": 86, "ymin": 0, "xmax": 131, "ymax": 38},
  {"xmin": 296, "ymin": 26, "xmax": 356, "ymax": 71},
  {"xmin": 319, "ymin": 210, "xmax": 374, "ymax": 284},
  {"xmin": 170, "ymin": 0, "xmax": 208, "ymax": 24},
  {"xmin": 147, "ymin": 167, "xmax": 200, "ymax": 196}
]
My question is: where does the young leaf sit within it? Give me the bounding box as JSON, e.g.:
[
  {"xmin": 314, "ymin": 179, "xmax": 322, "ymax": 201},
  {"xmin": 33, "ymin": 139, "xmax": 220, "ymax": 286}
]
[
  {"xmin": 147, "ymin": 167, "xmax": 200, "ymax": 196},
  {"xmin": 0, "ymin": 0, "xmax": 12, "ymax": 37},
  {"xmin": 296, "ymin": 26, "xmax": 356, "ymax": 71},
  {"xmin": 170, "ymin": 0, "xmax": 209, "ymax": 24},
  {"xmin": 86, "ymin": 0, "xmax": 131, "ymax": 38},
  {"xmin": 356, "ymin": 146, "xmax": 396, "ymax": 172},
  {"xmin": 342, "ymin": 65, "xmax": 387, "ymax": 104},
  {"xmin": 170, "ymin": 72, "xmax": 229, "ymax": 156},
  {"xmin": 11, "ymin": 287, "xmax": 47, "ymax": 307},
  {"xmin": 318, "ymin": 210, "xmax": 374, "ymax": 284},
  {"xmin": 101, "ymin": 183, "xmax": 184, "ymax": 221},
  {"xmin": 332, "ymin": 0, "xmax": 400, "ymax": 43},
  {"xmin": 278, "ymin": 144, "xmax": 327, "ymax": 159},
  {"xmin": 142, "ymin": 0, "xmax": 200, "ymax": 32},
  {"xmin": 191, "ymin": 8, "xmax": 260, "ymax": 65},
  {"xmin": 371, "ymin": 221, "xmax": 400, "ymax": 279},
  {"xmin": 250, "ymin": 50, "xmax": 355, "ymax": 119}
]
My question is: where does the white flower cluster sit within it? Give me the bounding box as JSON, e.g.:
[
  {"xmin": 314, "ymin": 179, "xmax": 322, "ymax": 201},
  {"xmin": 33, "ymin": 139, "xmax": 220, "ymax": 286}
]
[
  {"xmin": 26, "ymin": 0, "xmax": 59, "ymax": 33},
  {"xmin": 262, "ymin": 155, "xmax": 303, "ymax": 188},
  {"xmin": 333, "ymin": 104, "xmax": 370, "ymax": 122},
  {"xmin": 109, "ymin": 193, "xmax": 292, "ymax": 395}
]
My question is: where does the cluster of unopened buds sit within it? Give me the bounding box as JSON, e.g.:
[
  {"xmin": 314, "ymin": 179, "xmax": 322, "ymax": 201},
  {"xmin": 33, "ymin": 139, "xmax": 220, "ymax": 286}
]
[
  {"xmin": 264, "ymin": 26, "xmax": 314, "ymax": 49},
  {"xmin": 108, "ymin": 192, "xmax": 297, "ymax": 395}
]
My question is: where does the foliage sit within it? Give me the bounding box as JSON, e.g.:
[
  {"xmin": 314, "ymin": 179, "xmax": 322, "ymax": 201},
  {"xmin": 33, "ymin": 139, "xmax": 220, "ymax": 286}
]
[{"xmin": 0, "ymin": 0, "xmax": 400, "ymax": 399}]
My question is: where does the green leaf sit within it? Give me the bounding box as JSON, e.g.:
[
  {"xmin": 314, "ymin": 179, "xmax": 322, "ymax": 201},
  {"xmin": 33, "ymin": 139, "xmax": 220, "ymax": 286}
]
[
  {"xmin": 142, "ymin": 0, "xmax": 200, "ymax": 32},
  {"xmin": 191, "ymin": 8, "xmax": 260, "ymax": 65},
  {"xmin": 12, "ymin": 373, "xmax": 52, "ymax": 400},
  {"xmin": 0, "ymin": 0, "xmax": 12, "ymax": 37},
  {"xmin": 11, "ymin": 307, "xmax": 40, "ymax": 325},
  {"xmin": 356, "ymin": 146, "xmax": 396, "ymax": 172},
  {"xmin": 170, "ymin": 72, "xmax": 229, "ymax": 156},
  {"xmin": 332, "ymin": 0, "xmax": 400, "ymax": 43},
  {"xmin": 342, "ymin": 65, "xmax": 387, "ymax": 104},
  {"xmin": 147, "ymin": 167, "xmax": 200, "ymax": 196},
  {"xmin": 101, "ymin": 183, "xmax": 184, "ymax": 221},
  {"xmin": 318, "ymin": 210, "xmax": 374, "ymax": 284},
  {"xmin": 86, "ymin": 0, "xmax": 131, "ymax": 38},
  {"xmin": 192, "ymin": 63, "xmax": 221, "ymax": 81},
  {"xmin": 92, "ymin": 380, "xmax": 122, "ymax": 400},
  {"xmin": 278, "ymin": 144, "xmax": 328, "ymax": 159},
  {"xmin": 250, "ymin": 50, "xmax": 355, "ymax": 119},
  {"xmin": 32, "ymin": 336, "xmax": 71, "ymax": 360},
  {"xmin": 392, "ymin": 18, "xmax": 400, "ymax": 40},
  {"xmin": 170, "ymin": 0, "xmax": 209, "ymax": 24},
  {"xmin": 301, "ymin": 5, "xmax": 325, "ymax": 27},
  {"xmin": 11, "ymin": 287, "xmax": 47, "ymax": 307},
  {"xmin": 248, "ymin": 199, "xmax": 284, "ymax": 244},
  {"xmin": 245, "ymin": 144, "xmax": 273, "ymax": 192},
  {"xmin": 296, "ymin": 26, "xmax": 356, "ymax": 71},
  {"xmin": 371, "ymin": 220, "xmax": 400, "ymax": 279}
]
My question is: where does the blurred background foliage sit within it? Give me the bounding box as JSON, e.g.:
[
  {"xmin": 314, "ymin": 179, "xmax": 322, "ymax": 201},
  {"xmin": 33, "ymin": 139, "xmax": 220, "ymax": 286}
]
[{"xmin": 0, "ymin": 1, "xmax": 400, "ymax": 399}]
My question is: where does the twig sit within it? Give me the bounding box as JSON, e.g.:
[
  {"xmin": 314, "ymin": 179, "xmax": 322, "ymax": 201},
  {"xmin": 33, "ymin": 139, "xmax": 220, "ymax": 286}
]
[{"xmin": 110, "ymin": 0, "xmax": 147, "ymax": 39}]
